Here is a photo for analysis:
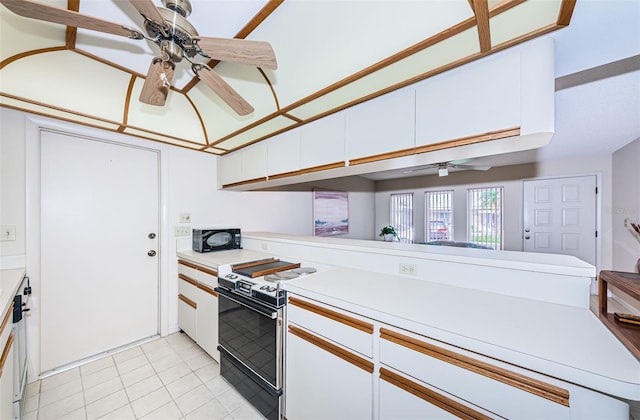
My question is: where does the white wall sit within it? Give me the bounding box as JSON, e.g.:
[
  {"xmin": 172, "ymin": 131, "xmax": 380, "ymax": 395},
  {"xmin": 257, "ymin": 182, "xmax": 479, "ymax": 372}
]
[
  {"xmin": 612, "ymin": 137, "xmax": 640, "ymax": 272},
  {"xmin": 0, "ymin": 108, "xmax": 375, "ymax": 379},
  {"xmin": 375, "ymin": 154, "xmax": 613, "ymax": 271}
]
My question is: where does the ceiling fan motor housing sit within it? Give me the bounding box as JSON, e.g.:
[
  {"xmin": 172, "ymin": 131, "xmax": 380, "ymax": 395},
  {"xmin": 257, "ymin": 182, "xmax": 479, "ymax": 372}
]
[{"xmin": 144, "ymin": 1, "xmax": 199, "ymax": 63}]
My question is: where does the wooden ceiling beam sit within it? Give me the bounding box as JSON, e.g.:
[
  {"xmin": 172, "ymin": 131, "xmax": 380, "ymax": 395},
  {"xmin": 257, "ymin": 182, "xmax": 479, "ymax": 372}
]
[
  {"xmin": 65, "ymin": 0, "xmax": 80, "ymax": 49},
  {"xmin": 472, "ymin": 0, "xmax": 491, "ymax": 53}
]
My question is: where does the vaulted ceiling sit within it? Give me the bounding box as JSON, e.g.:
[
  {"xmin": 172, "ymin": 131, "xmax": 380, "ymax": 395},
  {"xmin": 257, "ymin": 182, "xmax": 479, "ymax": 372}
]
[{"xmin": 1, "ymin": 0, "xmax": 580, "ymax": 156}]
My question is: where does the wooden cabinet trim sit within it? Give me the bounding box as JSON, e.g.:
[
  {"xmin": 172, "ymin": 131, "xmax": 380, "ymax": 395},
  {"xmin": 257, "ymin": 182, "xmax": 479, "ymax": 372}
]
[
  {"xmin": 380, "ymin": 328, "xmax": 570, "ymax": 407},
  {"xmin": 0, "ymin": 332, "xmax": 15, "ymax": 377},
  {"xmin": 197, "ymin": 283, "xmax": 219, "ymax": 297},
  {"xmin": 178, "ymin": 293, "xmax": 197, "ymax": 309},
  {"xmin": 178, "ymin": 259, "xmax": 199, "ymax": 270},
  {"xmin": 0, "ymin": 302, "xmax": 14, "ymax": 337},
  {"xmin": 178, "ymin": 273, "xmax": 198, "ymax": 287},
  {"xmin": 222, "ymin": 176, "xmax": 268, "ymax": 189},
  {"xmin": 269, "ymin": 161, "xmax": 346, "ymax": 180},
  {"xmin": 414, "ymin": 127, "xmax": 521, "ymax": 155},
  {"xmin": 197, "ymin": 266, "xmax": 218, "ymax": 278},
  {"xmin": 380, "ymin": 367, "xmax": 493, "ymax": 420},
  {"xmin": 289, "ymin": 325, "xmax": 373, "ymax": 373},
  {"xmin": 289, "ymin": 296, "xmax": 374, "ymax": 334}
]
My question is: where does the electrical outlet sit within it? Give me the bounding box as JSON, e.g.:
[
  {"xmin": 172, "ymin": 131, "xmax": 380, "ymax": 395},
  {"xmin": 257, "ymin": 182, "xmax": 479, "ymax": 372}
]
[
  {"xmin": 1, "ymin": 226, "xmax": 16, "ymax": 241},
  {"xmin": 174, "ymin": 226, "xmax": 191, "ymax": 237},
  {"xmin": 399, "ymin": 263, "xmax": 417, "ymax": 276},
  {"xmin": 179, "ymin": 213, "xmax": 191, "ymax": 223}
]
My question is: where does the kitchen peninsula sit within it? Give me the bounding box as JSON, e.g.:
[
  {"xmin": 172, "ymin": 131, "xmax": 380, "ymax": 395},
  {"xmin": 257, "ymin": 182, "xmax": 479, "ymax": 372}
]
[{"xmin": 238, "ymin": 232, "xmax": 637, "ymax": 418}]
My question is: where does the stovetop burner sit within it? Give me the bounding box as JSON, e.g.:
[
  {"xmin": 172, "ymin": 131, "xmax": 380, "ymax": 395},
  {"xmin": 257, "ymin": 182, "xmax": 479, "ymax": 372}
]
[{"xmin": 264, "ymin": 267, "xmax": 317, "ymax": 282}]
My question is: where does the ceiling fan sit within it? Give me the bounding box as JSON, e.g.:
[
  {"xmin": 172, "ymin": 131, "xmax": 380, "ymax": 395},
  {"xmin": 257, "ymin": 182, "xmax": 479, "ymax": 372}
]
[
  {"xmin": 403, "ymin": 159, "xmax": 491, "ymax": 177},
  {"xmin": 0, "ymin": 0, "xmax": 278, "ymax": 115}
]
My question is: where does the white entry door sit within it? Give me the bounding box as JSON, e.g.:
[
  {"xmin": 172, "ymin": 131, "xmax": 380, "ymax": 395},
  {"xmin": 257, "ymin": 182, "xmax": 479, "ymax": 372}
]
[
  {"xmin": 40, "ymin": 131, "xmax": 159, "ymax": 372},
  {"xmin": 523, "ymin": 176, "xmax": 597, "ymax": 266}
]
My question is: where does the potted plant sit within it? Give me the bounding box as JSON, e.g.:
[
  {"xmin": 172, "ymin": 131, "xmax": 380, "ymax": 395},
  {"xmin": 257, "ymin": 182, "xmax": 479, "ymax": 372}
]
[{"xmin": 379, "ymin": 226, "xmax": 398, "ymax": 242}]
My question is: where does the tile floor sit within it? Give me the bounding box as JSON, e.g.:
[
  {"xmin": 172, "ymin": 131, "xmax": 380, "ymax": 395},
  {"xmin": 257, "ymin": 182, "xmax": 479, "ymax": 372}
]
[{"xmin": 23, "ymin": 333, "xmax": 265, "ymax": 420}]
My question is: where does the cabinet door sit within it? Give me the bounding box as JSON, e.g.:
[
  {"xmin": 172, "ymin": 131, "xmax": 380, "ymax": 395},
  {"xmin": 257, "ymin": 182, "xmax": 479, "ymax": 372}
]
[
  {"xmin": 346, "ymin": 90, "xmax": 415, "ymax": 161},
  {"xmin": 218, "ymin": 152, "xmax": 242, "ymax": 187},
  {"xmin": 178, "ymin": 274, "xmax": 197, "ymax": 340},
  {"xmin": 267, "ymin": 130, "xmax": 301, "ymax": 176},
  {"xmin": 286, "ymin": 325, "xmax": 373, "ymax": 420},
  {"xmin": 195, "ymin": 285, "xmax": 219, "ymax": 362},
  {"xmin": 300, "ymin": 112, "xmax": 346, "ymax": 169},
  {"xmin": 415, "ymin": 51, "xmax": 520, "ymax": 147}
]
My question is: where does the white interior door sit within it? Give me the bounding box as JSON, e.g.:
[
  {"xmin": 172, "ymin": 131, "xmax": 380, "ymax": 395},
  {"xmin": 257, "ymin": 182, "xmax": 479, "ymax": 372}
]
[
  {"xmin": 41, "ymin": 131, "xmax": 159, "ymax": 372},
  {"xmin": 523, "ymin": 176, "xmax": 597, "ymax": 266}
]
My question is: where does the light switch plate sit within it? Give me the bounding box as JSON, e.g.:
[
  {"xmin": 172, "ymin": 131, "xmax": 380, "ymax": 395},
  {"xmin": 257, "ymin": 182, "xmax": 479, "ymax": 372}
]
[{"xmin": 1, "ymin": 226, "xmax": 16, "ymax": 241}]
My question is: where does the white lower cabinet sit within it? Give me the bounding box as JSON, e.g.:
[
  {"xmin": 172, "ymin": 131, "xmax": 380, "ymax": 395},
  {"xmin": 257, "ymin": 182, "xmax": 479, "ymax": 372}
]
[
  {"xmin": 286, "ymin": 326, "xmax": 373, "ymax": 420},
  {"xmin": 285, "ymin": 296, "xmax": 374, "ymax": 420},
  {"xmin": 285, "ymin": 293, "xmax": 628, "ymax": 419},
  {"xmin": 195, "ymin": 284, "xmax": 219, "ymax": 362},
  {"xmin": 177, "ymin": 260, "xmax": 219, "ymax": 362}
]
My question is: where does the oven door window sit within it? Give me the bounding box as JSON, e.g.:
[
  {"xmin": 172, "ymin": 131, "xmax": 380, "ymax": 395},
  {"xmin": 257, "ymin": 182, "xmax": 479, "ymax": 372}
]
[{"xmin": 218, "ymin": 293, "xmax": 278, "ymax": 387}]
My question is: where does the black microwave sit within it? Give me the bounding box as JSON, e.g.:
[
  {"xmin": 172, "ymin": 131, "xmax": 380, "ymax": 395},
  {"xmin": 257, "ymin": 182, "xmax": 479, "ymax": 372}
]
[{"xmin": 193, "ymin": 228, "xmax": 241, "ymax": 252}]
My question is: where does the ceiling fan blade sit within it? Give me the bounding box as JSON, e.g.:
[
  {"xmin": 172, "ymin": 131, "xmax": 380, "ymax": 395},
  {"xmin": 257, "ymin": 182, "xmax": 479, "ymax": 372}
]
[
  {"xmin": 139, "ymin": 58, "xmax": 175, "ymax": 106},
  {"xmin": 197, "ymin": 37, "xmax": 277, "ymax": 70},
  {"xmin": 128, "ymin": 0, "xmax": 164, "ymax": 24},
  {"xmin": 196, "ymin": 68, "xmax": 254, "ymax": 116},
  {"xmin": 0, "ymin": 0, "xmax": 137, "ymax": 38},
  {"xmin": 454, "ymin": 164, "xmax": 491, "ymax": 171}
]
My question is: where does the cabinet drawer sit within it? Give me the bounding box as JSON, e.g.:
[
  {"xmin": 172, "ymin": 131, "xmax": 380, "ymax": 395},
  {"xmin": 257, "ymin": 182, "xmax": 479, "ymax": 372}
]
[
  {"xmin": 196, "ymin": 265, "xmax": 218, "ymax": 289},
  {"xmin": 288, "ymin": 296, "xmax": 374, "ymax": 358},
  {"xmin": 178, "ymin": 274, "xmax": 197, "ymax": 301},
  {"xmin": 379, "ymin": 327, "xmax": 570, "ymax": 419},
  {"xmin": 178, "ymin": 260, "xmax": 198, "ymax": 279},
  {"xmin": 379, "ymin": 366, "xmax": 497, "ymax": 420},
  {"xmin": 178, "ymin": 297, "xmax": 197, "ymax": 340}
]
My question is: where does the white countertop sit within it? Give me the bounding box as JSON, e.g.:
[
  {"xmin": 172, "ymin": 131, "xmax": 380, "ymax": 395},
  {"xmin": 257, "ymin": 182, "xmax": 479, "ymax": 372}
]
[
  {"xmin": 285, "ymin": 267, "xmax": 640, "ymax": 400},
  {"xmin": 177, "ymin": 249, "xmax": 274, "ymax": 268},
  {"xmin": 244, "ymin": 232, "xmax": 596, "ymax": 278}
]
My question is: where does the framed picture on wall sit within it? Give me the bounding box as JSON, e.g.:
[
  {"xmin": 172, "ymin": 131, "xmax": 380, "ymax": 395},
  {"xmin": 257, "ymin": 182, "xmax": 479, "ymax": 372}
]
[{"xmin": 313, "ymin": 189, "xmax": 349, "ymax": 236}]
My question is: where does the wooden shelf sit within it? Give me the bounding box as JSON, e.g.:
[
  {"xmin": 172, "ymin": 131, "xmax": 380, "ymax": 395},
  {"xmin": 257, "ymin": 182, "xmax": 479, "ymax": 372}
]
[{"xmin": 599, "ymin": 270, "xmax": 640, "ymax": 360}]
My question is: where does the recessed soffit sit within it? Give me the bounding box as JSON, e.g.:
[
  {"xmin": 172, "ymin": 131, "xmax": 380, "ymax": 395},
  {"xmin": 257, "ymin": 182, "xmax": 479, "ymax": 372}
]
[{"xmin": 0, "ymin": 0, "xmax": 574, "ymax": 155}]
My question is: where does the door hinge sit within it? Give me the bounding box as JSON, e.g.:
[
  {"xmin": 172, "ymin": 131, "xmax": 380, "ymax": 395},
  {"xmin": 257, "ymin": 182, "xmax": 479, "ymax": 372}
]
[
  {"xmin": 595, "ymin": 187, "xmax": 598, "ymax": 194},
  {"xmin": 595, "ymin": 230, "xmax": 598, "ymax": 238}
]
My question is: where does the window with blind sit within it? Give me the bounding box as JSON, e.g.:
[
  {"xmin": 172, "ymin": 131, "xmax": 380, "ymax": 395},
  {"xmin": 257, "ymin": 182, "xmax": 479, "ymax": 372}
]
[
  {"xmin": 425, "ymin": 191, "xmax": 453, "ymax": 242},
  {"xmin": 390, "ymin": 193, "xmax": 413, "ymax": 243},
  {"xmin": 467, "ymin": 187, "xmax": 503, "ymax": 249}
]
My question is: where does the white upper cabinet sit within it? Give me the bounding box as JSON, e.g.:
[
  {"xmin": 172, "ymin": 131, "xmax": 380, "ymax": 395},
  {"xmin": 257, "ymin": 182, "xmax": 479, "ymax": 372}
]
[
  {"xmin": 300, "ymin": 112, "xmax": 346, "ymax": 169},
  {"xmin": 346, "ymin": 89, "xmax": 415, "ymax": 161},
  {"xmin": 241, "ymin": 142, "xmax": 267, "ymax": 181},
  {"xmin": 415, "ymin": 51, "xmax": 521, "ymax": 147},
  {"xmin": 218, "ymin": 152, "xmax": 242, "ymax": 187},
  {"xmin": 267, "ymin": 130, "xmax": 301, "ymax": 176}
]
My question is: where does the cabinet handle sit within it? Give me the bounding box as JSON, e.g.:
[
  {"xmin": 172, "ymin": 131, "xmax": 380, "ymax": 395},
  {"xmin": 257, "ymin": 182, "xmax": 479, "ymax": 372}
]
[
  {"xmin": 380, "ymin": 328, "xmax": 570, "ymax": 407},
  {"xmin": 178, "ymin": 294, "xmax": 197, "ymax": 309},
  {"xmin": 288, "ymin": 325, "xmax": 373, "ymax": 373},
  {"xmin": 380, "ymin": 367, "xmax": 492, "ymax": 420},
  {"xmin": 289, "ymin": 297, "xmax": 373, "ymax": 334}
]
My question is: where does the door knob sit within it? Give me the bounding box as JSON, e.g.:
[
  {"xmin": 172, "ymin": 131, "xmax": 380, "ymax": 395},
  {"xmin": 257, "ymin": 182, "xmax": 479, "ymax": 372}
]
[
  {"xmin": 148, "ymin": 233, "xmax": 156, "ymax": 239},
  {"xmin": 524, "ymin": 235, "xmax": 530, "ymax": 240},
  {"xmin": 524, "ymin": 228, "xmax": 530, "ymax": 233},
  {"xmin": 148, "ymin": 250, "xmax": 157, "ymax": 257}
]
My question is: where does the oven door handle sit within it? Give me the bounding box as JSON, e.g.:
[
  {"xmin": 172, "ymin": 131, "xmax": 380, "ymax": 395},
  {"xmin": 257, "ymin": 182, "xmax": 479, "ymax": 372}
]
[{"xmin": 215, "ymin": 287, "xmax": 278, "ymax": 319}]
